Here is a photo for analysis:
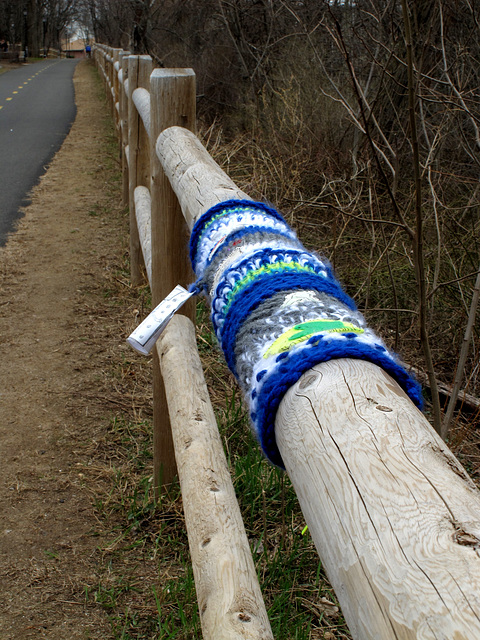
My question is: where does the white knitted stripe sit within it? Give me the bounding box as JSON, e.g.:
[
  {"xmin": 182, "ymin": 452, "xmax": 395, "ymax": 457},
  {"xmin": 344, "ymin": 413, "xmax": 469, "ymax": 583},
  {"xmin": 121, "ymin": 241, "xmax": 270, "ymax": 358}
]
[
  {"xmin": 208, "ymin": 237, "xmax": 303, "ymax": 298},
  {"xmin": 195, "ymin": 210, "xmax": 296, "ymax": 275}
]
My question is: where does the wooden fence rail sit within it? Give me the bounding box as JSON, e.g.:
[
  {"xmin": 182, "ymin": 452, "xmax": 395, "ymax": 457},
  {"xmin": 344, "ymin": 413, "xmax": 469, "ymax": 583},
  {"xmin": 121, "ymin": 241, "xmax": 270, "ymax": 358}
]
[{"xmin": 93, "ymin": 43, "xmax": 480, "ymax": 640}]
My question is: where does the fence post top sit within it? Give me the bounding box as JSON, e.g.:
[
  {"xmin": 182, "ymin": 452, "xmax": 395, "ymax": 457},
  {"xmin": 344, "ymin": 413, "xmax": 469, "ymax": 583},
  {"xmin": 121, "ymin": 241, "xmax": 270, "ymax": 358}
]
[
  {"xmin": 150, "ymin": 68, "xmax": 195, "ymax": 80},
  {"xmin": 127, "ymin": 54, "xmax": 152, "ymax": 62}
]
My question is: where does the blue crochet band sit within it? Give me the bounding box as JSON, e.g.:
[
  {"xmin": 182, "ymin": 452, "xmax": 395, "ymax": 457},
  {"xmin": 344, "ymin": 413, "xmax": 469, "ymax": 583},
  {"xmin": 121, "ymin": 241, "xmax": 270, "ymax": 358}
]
[
  {"xmin": 189, "ymin": 199, "xmax": 287, "ymax": 269},
  {"xmin": 217, "ymin": 272, "xmax": 357, "ymax": 375},
  {"xmin": 188, "ymin": 198, "xmax": 423, "ymax": 468},
  {"xmin": 211, "ymin": 247, "xmax": 339, "ymax": 315},
  {"xmin": 252, "ymin": 340, "xmax": 423, "ymax": 468}
]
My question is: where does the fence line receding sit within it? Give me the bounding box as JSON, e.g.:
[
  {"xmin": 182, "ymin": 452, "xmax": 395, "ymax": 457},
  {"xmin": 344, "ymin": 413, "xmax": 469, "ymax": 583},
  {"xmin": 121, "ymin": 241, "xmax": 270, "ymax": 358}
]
[{"xmin": 94, "ymin": 43, "xmax": 480, "ymax": 640}]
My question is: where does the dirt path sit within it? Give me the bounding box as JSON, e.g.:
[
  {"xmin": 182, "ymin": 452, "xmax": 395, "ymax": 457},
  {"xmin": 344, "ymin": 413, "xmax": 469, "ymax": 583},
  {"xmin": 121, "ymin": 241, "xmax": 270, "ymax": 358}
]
[{"xmin": 0, "ymin": 60, "xmax": 128, "ymax": 639}]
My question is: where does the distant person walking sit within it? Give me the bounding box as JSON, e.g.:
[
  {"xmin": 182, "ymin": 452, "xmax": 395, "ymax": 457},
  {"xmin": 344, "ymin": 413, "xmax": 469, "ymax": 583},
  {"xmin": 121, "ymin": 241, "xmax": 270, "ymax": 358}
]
[
  {"xmin": 85, "ymin": 44, "xmax": 91, "ymax": 58},
  {"xmin": 0, "ymin": 39, "xmax": 8, "ymax": 52}
]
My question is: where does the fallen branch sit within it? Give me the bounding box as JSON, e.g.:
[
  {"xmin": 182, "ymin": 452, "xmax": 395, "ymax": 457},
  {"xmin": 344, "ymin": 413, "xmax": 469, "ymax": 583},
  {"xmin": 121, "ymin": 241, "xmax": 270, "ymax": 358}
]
[{"xmin": 411, "ymin": 366, "xmax": 480, "ymax": 414}]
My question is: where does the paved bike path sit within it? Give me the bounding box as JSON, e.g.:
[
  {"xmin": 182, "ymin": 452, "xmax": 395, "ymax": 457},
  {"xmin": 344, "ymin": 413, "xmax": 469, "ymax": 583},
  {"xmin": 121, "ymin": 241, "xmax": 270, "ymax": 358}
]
[{"xmin": 0, "ymin": 58, "xmax": 79, "ymax": 245}]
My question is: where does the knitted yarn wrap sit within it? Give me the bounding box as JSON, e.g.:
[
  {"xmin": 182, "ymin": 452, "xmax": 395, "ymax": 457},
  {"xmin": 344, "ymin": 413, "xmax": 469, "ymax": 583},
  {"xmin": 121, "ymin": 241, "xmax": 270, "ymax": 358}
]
[{"xmin": 189, "ymin": 199, "xmax": 422, "ymax": 468}]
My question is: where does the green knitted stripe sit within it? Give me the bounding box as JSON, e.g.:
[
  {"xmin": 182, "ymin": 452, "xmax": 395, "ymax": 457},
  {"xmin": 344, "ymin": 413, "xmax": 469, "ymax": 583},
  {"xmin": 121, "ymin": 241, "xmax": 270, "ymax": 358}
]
[{"xmin": 224, "ymin": 261, "xmax": 318, "ymax": 314}]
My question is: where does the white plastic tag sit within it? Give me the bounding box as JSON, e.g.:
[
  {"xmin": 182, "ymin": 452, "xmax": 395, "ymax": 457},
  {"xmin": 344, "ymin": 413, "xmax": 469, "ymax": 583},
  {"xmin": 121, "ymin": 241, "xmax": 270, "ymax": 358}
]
[{"xmin": 127, "ymin": 285, "xmax": 194, "ymax": 355}]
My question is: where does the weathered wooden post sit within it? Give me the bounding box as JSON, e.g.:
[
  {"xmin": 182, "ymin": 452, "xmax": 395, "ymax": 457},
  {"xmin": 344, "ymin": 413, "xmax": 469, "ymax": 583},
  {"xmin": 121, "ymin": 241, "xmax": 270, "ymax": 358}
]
[
  {"xmin": 106, "ymin": 48, "xmax": 114, "ymax": 113},
  {"xmin": 112, "ymin": 50, "xmax": 119, "ymax": 97},
  {"xmin": 112, "ymin": 49, "xmax": 122, "ymax": 131},
  {"xmin": 103, "ymin": 49, "xmax": 109, "ymax": 102},
  {"xmin": 98, "ymin": 47, "xmax": 107, "ymax": 97},
  {"xmin": 119, "ymin": 53, "xmax": 129, "ymax": 208},
  {"xmin": 157, "ymin": 126, "xmax": 480, "ymax": 639},
  {"xmin": 100, "ymin": 46, "xmax": 106, "ymax": 84},
  {"xmin": 149, "ymin": 69, "xmax": 196, "ymax": 490},
  {"xmin": 127, "ymin": 55, "xmax": 152, "ymax": 286}
]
